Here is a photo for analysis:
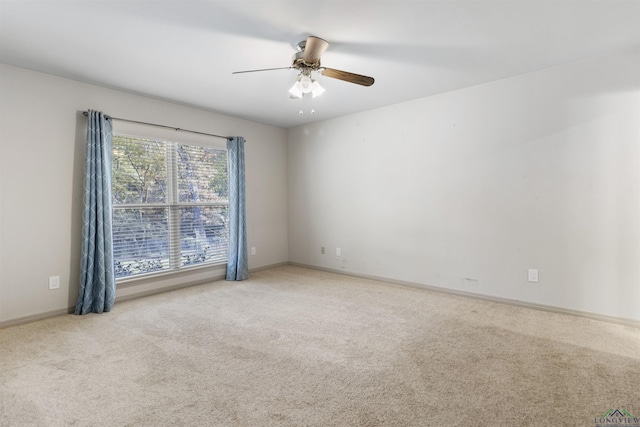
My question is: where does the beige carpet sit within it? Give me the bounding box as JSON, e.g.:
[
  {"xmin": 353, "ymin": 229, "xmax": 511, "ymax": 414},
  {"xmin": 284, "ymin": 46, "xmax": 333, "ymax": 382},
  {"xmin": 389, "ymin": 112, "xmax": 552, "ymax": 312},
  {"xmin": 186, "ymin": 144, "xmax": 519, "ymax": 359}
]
[{"xmin": 1, "ymin": 265, "xmax": 639, "ymax": 426}]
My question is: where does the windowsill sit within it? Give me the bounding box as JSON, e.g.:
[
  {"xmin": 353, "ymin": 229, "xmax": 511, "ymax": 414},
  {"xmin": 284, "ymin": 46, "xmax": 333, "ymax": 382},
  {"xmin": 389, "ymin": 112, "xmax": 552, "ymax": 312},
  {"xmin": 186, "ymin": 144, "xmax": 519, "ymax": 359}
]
[{"xmin": 116, "ymin": 261, "xmax": 227, "ymax": 289}]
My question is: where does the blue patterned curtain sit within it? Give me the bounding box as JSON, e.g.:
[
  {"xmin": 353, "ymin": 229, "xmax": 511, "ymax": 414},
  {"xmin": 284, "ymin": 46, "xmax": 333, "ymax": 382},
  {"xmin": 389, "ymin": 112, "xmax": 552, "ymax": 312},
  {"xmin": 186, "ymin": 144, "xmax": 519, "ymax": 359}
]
[
  {"xmin": 75, "ymin": 110, "xmax": 116, "ymax": 314},
  {"xmin": 226, "ymin": 137, "xmax": 249, "ymax": 281}
]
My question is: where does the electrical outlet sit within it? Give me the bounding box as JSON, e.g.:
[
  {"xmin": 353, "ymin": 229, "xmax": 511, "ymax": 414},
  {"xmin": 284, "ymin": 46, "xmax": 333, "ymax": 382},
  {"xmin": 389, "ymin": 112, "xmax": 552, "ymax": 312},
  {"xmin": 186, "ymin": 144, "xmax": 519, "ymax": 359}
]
[
  {"xmin": 321, "ymin": 246, "xmax": 325, "ymax": 255},
  {"xmin": 527, "ymin": 269, "xmax": 539, "ymax": 283},
  {"xmin": 336, "ymin": 247, "xmax": 341, "ymax": 257},
  {"xmin": 49, "ymin": 276, "xmax": 60, "ymax": 290},
  {"xmin": 251, "ymin": 247, "xmax": 256, "ymax": 256}
]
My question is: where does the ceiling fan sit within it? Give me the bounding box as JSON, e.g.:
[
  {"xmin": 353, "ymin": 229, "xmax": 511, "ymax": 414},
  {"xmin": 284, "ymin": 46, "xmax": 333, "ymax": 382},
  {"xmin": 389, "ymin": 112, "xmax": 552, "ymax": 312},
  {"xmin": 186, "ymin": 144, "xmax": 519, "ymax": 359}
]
[{"xmin": 232, "ymin": 36, "xmax": 375, "ymax": 98}]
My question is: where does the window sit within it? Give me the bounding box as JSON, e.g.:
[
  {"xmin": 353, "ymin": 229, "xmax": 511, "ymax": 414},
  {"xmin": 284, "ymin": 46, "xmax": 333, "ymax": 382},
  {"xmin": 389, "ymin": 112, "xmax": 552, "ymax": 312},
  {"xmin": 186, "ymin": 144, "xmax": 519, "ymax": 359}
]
[{"xmin": 111, "ymin": 133, "xmax": 228, "ymax": 279}]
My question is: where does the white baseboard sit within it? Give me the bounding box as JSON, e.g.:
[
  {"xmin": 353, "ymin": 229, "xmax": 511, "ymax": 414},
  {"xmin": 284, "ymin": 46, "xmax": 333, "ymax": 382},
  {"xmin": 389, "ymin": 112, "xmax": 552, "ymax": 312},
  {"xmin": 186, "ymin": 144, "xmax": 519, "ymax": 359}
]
[
  {"xmin": 0, "ymin": 307, "xmax": 74, "ymax": 330},
  {"xmin": 4, "ymin": 261, "xmax": 637, "ymax": 330},
  {"xmin": 0, "ymin": 262, "xmax": 288, "ymax": 329},
  {"xmin": 250, "ymin": 262, "xmax": 289, "ymax": 273},
  {"xmin": 287, "ymin": 262, "xmax": 640, "ymax": 329}
]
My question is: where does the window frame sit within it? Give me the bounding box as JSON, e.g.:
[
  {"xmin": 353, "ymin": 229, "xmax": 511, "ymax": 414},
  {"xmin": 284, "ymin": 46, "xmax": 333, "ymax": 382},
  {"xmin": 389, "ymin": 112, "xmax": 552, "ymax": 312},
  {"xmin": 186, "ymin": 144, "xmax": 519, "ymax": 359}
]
[{"xmin": 111, "ymin": 129, "xmax": 229, "ymax": 283}]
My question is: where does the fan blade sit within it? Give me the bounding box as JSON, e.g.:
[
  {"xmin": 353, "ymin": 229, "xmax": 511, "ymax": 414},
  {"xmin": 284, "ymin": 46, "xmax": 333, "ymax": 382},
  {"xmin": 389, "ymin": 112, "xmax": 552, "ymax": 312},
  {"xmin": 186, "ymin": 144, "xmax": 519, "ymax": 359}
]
[
  {"xmin": 303, "ymin": 36, "xmax": 329, "ymax": 66},
  {"xmin": 321, "ymin": 68, "xmax": 375, "ymax": 86},
  {"xmin": 232, "ymin": 67, "xmax": 292, "ymax": 74}
]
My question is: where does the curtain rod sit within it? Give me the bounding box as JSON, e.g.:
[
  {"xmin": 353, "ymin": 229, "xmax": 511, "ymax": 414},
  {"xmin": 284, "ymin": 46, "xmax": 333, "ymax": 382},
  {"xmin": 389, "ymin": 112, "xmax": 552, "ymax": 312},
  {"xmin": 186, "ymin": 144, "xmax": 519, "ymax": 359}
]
[{"xmin": 82, "ymin": 111, "xmax": 230, "ymax": 140}]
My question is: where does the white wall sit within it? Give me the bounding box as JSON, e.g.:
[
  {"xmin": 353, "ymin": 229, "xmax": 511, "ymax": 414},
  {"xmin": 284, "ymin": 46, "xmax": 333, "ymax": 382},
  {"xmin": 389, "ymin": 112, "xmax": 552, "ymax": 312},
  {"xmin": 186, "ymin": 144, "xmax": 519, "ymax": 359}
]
[
  {"xmin": 0, "ymin": 65, "xmax": 288, "ymax": 324},
  {"xmin": 2, "ymin": 48, "xmax": 638, "ymax": 326},
  {"xmin": 288, "ymin": 48, "xmax": 640, "ymax": 322}
]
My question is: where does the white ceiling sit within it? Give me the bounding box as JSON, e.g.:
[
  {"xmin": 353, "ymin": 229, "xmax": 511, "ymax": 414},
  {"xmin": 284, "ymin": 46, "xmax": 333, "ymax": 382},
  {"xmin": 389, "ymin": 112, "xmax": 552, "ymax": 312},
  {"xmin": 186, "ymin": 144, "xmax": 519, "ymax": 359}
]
[{"xmin": 1, "ymin": 0, "xmax": 639, "ymax": 128}]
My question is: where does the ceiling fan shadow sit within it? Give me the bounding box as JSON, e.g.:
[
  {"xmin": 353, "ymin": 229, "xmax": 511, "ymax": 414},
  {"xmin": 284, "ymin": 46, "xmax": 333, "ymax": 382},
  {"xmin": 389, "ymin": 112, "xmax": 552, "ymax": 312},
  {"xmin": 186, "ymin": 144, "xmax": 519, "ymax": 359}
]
[
  {"xmin": 329, "ymin": 42, "xmax": 488, "ymax": 69},
  {"xmin": 133, "ymin": 1, "xmax": 299, "ymax": 45}
]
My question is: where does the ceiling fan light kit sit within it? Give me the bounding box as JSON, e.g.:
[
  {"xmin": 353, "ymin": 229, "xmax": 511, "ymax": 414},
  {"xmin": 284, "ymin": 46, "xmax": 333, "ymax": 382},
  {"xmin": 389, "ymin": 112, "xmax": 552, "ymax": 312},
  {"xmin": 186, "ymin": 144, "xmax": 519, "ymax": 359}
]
[
  {"xmin": 233, "ymin": 36, "xmax": 374, "ymax": 115},
  {"xmin": 289, "ymin": 73, "xmax": 325, "ymax": 99}
]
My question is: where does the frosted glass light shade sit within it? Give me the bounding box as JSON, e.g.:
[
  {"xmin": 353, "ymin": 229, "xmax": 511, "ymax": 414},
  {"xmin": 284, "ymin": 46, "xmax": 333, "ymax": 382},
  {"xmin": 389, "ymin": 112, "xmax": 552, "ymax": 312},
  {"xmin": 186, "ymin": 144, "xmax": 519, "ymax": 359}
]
[
  {"xmin": 299, "ymin": 76, "xmax": 313, "ymax": 93},
  {"xmin": 288, "ymin": 82, "xmax": 303, "ymax": 99},
  {"xmin": 311, "ymin": 80, "xmax": 325, "ymax": 98}
]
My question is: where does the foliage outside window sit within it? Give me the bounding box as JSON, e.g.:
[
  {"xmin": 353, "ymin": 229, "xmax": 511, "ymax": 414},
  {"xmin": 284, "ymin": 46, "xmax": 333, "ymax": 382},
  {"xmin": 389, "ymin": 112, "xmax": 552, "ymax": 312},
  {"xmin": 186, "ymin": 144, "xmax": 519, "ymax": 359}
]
[{"xmin": 112, "ymin": 135, "xmax": 228, "ymax": 279}]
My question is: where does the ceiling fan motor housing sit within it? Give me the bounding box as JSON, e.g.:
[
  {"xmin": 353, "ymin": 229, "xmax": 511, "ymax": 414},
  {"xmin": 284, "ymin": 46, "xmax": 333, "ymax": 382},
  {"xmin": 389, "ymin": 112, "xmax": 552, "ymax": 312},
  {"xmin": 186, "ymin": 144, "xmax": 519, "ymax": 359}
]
[{"xmin": 292, "ymin": 50, "xmax": 320, "ymax": 69}]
